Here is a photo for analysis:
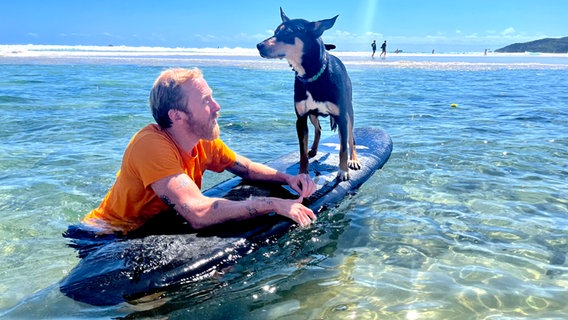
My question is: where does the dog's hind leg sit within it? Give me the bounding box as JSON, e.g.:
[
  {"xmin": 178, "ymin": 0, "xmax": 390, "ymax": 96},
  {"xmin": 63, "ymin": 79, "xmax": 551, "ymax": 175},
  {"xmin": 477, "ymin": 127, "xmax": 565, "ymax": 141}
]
[
  {"xmin": 347, "ymin": 114, "xmax": 361, "ymax": 170},
  {"xmin": 337, "ymin": 122, "xmax": 350, "ymax": 181},
  {"xmin": 348, "ymin": 136, "xmax": 361, "ymax": 170},
  {"xmin": 308, "ymin": 114, "xmax": 321, "ymax": 158}
]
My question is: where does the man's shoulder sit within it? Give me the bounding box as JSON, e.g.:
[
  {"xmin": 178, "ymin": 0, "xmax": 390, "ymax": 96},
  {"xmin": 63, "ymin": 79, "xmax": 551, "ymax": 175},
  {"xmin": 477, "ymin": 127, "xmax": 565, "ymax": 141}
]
[
  {"xmin": 138, "ymin": 123, "xmax": 163, "ymax": 136},
  {"xmin": 132, "ymin": 124, "xmax": 169, "ymax": 143},
  {"xmin": 126, "ymin": 124, "xmax": 175, "ymax": 156}
]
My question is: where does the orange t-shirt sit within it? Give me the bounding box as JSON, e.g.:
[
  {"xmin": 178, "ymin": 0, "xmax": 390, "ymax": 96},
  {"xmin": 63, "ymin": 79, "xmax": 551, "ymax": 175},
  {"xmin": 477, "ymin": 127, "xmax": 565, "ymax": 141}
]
[{"xmin": 83, "ymin": 124, "xmax": 236, "ymax": 233}]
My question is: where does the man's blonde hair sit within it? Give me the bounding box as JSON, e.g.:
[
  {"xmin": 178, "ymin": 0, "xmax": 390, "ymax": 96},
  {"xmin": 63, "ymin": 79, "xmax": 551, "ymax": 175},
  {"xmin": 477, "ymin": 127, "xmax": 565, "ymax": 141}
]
[{"xmin": 149, "ymin": 68, "xmax": 203, "ymax": 128}]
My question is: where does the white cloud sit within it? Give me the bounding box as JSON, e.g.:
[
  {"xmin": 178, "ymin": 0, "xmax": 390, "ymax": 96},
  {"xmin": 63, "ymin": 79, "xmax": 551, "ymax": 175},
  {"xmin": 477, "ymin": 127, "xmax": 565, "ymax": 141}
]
[
  {"xmin": 425, "ymin": 35, "xmax": 447, "ymax": 41},
  {"xmin": 502, "ymin": 27, "xmax": 516, "ymax": 35},
  {"xmin": 364, "ymin": 31, "xmax": 382, "ymax": 38},
  {"xmin": 253, "ymin": 32, "xmax": 269, "ymax": 40},
  {"xmin": 332, "ymin": 30, "xmax": 355, "ymax": 38},
  {"xmin": 27, "ymin": 33, "xmax": 39, "ymax": 38},
  {"xmin": 195, "ymin": 34, "xmax": 218, "ymax": 43}
]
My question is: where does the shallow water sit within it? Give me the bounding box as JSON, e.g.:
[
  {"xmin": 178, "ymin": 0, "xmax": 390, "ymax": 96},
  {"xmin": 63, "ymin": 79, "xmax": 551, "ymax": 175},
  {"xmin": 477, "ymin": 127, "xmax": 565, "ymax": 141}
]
[{"xmin": 1, "ymin": 53, "xmax": 567, "ymax": 319}]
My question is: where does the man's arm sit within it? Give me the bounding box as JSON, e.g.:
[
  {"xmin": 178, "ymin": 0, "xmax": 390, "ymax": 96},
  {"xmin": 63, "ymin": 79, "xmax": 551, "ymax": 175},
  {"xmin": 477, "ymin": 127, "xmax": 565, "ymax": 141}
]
[
  {"xmin": 151, "ymin": 173, "xmax": 316, "ymax": 229},
  {"xmin": 227, "ymin": 154, "xmax": 316, "ymax": 197}
]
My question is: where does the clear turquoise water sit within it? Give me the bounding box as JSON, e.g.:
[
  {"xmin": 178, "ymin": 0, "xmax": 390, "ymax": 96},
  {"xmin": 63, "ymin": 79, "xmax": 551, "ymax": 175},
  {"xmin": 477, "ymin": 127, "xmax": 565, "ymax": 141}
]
[{"xmin": 1, "ymin": 54, "xmax": 567, "ymax": 319}]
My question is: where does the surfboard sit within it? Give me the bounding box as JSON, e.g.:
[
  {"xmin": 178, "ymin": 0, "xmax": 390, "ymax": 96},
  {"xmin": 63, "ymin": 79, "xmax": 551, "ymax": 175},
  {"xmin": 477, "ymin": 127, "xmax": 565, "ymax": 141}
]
[{"xmin": 60, "ymin": 127, "xmax": 392, "ymax": 306}]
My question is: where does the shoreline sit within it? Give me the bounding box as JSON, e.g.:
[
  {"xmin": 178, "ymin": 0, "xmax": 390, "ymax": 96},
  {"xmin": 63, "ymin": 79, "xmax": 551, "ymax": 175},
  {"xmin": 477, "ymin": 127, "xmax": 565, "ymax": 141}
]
[
  {"xmin": 3, "ymin": 43, "xmax": 567, "ymax": 57},
  {"xmin": 2, "ymin": 44, "xmax": 567, "ymax": 69}
]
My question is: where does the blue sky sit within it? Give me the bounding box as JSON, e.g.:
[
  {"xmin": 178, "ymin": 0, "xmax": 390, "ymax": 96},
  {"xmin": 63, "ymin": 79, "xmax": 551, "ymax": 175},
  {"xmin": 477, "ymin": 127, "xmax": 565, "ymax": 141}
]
[{"xmin": 1, "ymin": 0, "xmax": 566, "ymax": 52}]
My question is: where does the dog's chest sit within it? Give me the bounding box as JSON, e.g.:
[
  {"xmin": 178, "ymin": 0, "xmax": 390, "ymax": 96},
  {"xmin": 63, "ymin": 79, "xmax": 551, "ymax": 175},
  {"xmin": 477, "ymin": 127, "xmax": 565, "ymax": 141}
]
[{"xmin": 295, "ymin": 92, "xmax": 339, "ymax": 117}]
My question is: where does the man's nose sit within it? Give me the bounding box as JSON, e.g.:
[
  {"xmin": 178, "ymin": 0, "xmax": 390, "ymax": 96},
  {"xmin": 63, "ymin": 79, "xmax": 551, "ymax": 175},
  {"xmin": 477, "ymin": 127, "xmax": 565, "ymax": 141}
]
[{"xmin": 212, "ymin": 100, "xmax": 221, "ymax": 112}]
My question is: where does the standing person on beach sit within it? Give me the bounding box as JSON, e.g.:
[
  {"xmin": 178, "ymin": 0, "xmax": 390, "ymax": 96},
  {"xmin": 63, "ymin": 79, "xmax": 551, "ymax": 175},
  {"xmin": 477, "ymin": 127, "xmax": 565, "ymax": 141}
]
[
  {"xmin": 371, "ymin": 40, "xmax": 377, "ymax": 59},
  {"xmin": 380, "ymin": 40, "xmax": 387, "ymax": 59},
  {"xmin": 77, "ymin": 67, "xmax": 317, "ymax": 236}
]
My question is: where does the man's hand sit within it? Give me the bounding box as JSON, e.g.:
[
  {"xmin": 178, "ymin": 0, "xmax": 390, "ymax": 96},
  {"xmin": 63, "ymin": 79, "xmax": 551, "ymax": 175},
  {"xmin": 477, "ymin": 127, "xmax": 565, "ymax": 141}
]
[
  {"xmin": 275, "ymin": 197, "xmax": 316, "ymax": 227},
  {"xmin": 287, "ymin": 173, "xmax": 316, "ymax": 198}
]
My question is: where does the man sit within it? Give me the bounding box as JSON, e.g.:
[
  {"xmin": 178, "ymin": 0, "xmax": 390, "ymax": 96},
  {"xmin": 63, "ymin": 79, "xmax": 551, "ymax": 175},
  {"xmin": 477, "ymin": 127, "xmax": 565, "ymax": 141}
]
[
  {"xmin": 81, "ymin": 67, "xmax": 317, "ymax": 235},
  {"xmin": 380, "ymin": 40, "xmax": 387, "ymax": 59},
  {"xmin": 371, "ymin": 40, "xmax": 376, "ymax": 59}
]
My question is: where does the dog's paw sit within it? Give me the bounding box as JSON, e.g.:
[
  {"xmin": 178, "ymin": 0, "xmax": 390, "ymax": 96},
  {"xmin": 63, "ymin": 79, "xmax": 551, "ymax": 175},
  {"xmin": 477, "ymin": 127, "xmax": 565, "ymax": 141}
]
[
  {"xmin": 336, "ymin": 169, "xmax": 350, "ymax": 181},
  {"xmin": 308, "ymin": 149, "xmax": 318, "ymax": 158},
  {"xmin": 348, "ymin": 160, "xmax": 361, "ymax": 170}
]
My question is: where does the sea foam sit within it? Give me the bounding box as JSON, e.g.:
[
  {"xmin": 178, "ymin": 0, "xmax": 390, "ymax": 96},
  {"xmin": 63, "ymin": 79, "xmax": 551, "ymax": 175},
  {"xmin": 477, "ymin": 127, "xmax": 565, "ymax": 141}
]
[{"xmin": 1, "ymin": 44, "xmax": 567, "ymax": 70}]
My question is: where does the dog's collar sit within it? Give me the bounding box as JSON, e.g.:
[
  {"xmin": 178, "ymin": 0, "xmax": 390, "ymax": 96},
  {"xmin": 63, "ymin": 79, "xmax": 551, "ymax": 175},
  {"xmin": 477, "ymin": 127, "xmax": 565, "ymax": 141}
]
[{"xmin": 296, "ymin": 54, "xmax": 327, "ymax": 83}]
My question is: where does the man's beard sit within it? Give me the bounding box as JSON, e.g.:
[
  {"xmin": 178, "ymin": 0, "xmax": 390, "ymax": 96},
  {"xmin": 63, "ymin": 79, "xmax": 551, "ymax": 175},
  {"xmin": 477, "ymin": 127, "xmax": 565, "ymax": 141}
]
[
  {"xmin": 207, "ymin": 121, "xmax": 221, "ymax": 140},
  {"xmin": 185, "ymin": 113, "xmax": 220, "ymax": 141}
]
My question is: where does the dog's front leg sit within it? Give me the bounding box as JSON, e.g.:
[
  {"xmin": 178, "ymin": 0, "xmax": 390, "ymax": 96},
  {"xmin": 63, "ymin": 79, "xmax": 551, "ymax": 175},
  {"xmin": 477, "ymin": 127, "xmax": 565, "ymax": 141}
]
[
  {"xmin": 308, "ymin": 114, "xmax": 321, "ymax": 158},
  {"xmin": 296, "ymin": 115, "xmax": 310, "ymax": 174}
]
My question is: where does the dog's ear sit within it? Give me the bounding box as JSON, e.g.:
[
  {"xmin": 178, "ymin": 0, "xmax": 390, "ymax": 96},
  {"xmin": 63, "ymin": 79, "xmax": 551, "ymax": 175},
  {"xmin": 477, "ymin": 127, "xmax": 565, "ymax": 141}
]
[
  {"xmin": 280, "ymin": 7, "xmax": 290, "ymax": 22},
  {"xmin": 324, "ymin": 44, "xmax": 336, "ymax": 51},
  {"xmin": 309, "ymin": 15, "xmax": 338, "ymax": 38}
]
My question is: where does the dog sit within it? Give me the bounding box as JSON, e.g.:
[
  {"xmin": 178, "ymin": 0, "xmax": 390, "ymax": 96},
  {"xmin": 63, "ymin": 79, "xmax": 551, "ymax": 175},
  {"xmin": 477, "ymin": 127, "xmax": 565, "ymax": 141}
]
[{"xmin": 257, "ymin": 8, "xmax": 360, "ymax": 181}]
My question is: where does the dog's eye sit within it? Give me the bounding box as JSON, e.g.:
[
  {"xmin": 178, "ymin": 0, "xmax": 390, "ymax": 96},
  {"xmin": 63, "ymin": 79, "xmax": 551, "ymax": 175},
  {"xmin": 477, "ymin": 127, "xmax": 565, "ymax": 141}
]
[{"xmin": 276, "ymin": 28, "xmax": 296, "ymax": 45}]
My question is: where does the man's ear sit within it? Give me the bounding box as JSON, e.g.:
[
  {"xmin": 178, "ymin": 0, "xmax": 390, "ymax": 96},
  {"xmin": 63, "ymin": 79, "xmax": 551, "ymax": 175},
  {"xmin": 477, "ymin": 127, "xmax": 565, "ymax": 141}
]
[{"xmin": 168, "ymin": 109, "xmax": 182, "ymax": 122}]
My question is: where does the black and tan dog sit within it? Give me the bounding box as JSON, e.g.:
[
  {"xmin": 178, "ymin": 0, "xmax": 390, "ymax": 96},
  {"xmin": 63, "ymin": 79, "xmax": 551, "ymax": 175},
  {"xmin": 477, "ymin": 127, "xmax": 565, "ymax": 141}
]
[{"xmin": 257, "ymin": 8, "xmax": 360, "ymax": 181}]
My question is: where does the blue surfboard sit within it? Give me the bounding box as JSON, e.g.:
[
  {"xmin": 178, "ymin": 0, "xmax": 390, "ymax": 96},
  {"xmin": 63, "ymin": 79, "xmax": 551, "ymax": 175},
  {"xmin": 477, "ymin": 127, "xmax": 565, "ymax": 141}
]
[{"xmin": 60, "ymin": 127, "xmax": 392, "ymax": 306}]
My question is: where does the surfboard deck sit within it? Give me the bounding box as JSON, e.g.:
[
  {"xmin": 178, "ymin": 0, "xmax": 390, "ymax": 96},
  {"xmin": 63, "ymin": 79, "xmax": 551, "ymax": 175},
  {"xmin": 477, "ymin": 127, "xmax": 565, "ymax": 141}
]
[{"xmin": 60, "ymin": 127, "xmax": 392, "ymax": 306}]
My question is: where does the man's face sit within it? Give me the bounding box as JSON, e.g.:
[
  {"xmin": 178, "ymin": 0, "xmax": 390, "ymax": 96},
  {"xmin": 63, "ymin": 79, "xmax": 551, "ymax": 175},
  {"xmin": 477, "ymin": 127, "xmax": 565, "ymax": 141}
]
[{"xmin": 181, "ymin": 77, "xmax": 220, "ymax": 140}]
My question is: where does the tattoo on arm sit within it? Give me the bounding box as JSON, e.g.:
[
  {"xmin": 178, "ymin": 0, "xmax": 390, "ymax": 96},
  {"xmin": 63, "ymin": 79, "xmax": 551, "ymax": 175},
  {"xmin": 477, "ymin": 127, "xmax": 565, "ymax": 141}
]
[
  {"xmin": 247, "ymin": 206, "xmax": 258, "ymax": 217},
  {"xmin": 175, "ymin": 179, "xmax": 191, "ymax": 190},
  {"xmin": 180, "ymin": 203, "xmax": 191, "ymax": 215},
  {"xmin": 160, "ymin": 195, "xmax": 175, "ymax": 209},
  {"xmin": 246, "ymin": 196, "xmax": 274, "ymax": 217},
  {"xmin": 231, "ymin": 160, "xmax": 250, "ymax": 178},
  {"xmin": 245, "ymin": 195, "xmax": 259, "ymax": 217},
  {"xmin": 160, "ymin": 195, "xmax": 192, "ymax": 216},
  {"xmin": 236, "ymin": 161, "xmax": 247, "ymax": 170},
  {"xmin": 255, "ymin": 196, "xmax": 274, "ymax": 206}
]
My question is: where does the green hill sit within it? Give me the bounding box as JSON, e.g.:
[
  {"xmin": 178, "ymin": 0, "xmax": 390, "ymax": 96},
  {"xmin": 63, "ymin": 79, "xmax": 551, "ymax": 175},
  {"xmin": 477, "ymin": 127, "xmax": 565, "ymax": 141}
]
[{"xmin": 495, "ymin": 36, "xmax": 568, "ymax": 53}]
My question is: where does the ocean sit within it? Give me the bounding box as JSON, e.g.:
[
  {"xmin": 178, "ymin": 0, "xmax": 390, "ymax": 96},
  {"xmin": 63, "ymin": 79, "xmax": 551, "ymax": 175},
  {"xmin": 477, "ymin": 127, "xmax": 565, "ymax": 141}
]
[{"xmin": 1, "ymin": 45, "xmax": 567, "ymax": 319}]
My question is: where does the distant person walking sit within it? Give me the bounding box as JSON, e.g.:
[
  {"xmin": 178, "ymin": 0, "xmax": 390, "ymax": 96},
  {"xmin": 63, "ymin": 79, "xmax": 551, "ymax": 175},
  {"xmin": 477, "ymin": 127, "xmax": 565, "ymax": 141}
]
[
  {"xmin": 371, "ymin": 40, "xmax": 377, "ymax": 59},
  {"xmin": 380, "ymin": 41, "xmax": 387, "ymax": 59}
]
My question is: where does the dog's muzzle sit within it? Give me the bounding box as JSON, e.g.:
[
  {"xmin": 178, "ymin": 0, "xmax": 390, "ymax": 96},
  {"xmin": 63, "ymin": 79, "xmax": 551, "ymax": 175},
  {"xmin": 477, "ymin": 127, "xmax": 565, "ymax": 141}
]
[
  {"xmin": 257, "ymin": 39, "xmax": 284, "ymax": 59},
  {"xmin": 256, "ymin": 41, "xmax": 271, "ymax": 58}
]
